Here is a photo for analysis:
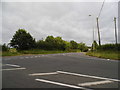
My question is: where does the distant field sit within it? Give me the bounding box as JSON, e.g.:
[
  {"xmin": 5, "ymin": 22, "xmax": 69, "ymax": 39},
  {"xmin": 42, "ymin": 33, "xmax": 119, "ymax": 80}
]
[
  {"xmin": 2, "ymin": 49, "xmax": 81, "ymax": 56},
  {"xmin": 86, "ymin": 50, "xmax": 120, "ymax": 60}
]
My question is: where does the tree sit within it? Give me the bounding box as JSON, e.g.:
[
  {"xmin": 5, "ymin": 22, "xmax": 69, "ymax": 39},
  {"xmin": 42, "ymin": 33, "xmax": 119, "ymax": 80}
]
[
  {"xmin": 36, "ymin": 40, "xmax": 46, "ymax": 49},
  {"xmin": 44, "ymin": 36, "xmax": 66, "ymax": 50},
  {"xmin": 2, "ymin": 43, "xmax": 9, "ymax": 51},
  {"xmin": 10, "ymin": 29, "xmax": 35, "ymax": 50},
  {"xmin": 78, "ymin": 43, "xmax": 88, "ymax": 52},
  {"xmin": 70, "ymin": 40, "xmax": 78, "ymax": 49},
  {"xmin": 54, "ymin": 37, "xmax": 66, "ymax": 50},
  {"xmin": 45, "ymin": 36, "xmax": 55, "ymax": 50},
  {"xmin": 64, "ymin": 41, "xmax": 71, "ymax": 51}
]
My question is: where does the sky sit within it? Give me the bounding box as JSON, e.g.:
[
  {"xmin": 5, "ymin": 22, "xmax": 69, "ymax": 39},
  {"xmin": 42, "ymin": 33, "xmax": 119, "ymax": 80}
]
[{"xmin": 1, "ymin": 0, "xmax": 119, "ymax": 46}]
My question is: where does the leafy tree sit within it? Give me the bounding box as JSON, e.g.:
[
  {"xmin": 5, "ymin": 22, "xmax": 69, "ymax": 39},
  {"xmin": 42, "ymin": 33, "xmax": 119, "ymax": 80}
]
[
  {"xmin": 70, "ymin": 40, "xmax": 78, "ymax": 49},
  {"xmin": 36, "ymin": 36, "xmax": 67, "ymax": 50},
  {"xmin": 54, "ymin": 37, "xmax": 66, "ymax": 50},
  {"xmin": 64, "ymin": 41, "xmax": 71, "ymax": 51},
  {"xmin": 36, "ymin": 40, "xmax": 47, "ymax": 49},
  {"xmin": 45, "ymin": 36, "xmax": 55, "ymax": 50},
  {"xmin": 78, "ymin": 43, "xmax": 88, "ymax": 52},
  {"xmin": 2, "ymin": 43, "xmax": 9, "ymax": 51},
  {"xmin": 10, "ymin": 29, "xmax": 36, "ymax": 50}
]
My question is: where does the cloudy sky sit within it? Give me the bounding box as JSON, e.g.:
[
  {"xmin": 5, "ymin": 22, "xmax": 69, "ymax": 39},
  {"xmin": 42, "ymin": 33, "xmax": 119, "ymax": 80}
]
[{"xmin": 1, "ymin": 0, "xmax": 119, "ymax": 46}]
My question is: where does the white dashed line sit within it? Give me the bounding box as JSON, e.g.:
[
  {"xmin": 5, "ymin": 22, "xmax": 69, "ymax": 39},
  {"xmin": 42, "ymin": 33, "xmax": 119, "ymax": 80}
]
[
  {"xmin": 20, "ymin": 57, "xmax": 24, "ymax": 59},
  {"xmin": 78, "ymin": 80, "xmax": 113, "ymax": 86},
  {"xmin": 1, "ymin": 68, "xmax": 26, "ymax": 71},
  {"xmin": 4, "ymin": 64, "xmax": 20, "ymax": 67},
  {"xmin": 35, "ymin": 79, "xmax": 91, "ymax": 90},
  {"xmin": 29, "ymin": 72, "xmax": 58, "ymax": 76}
]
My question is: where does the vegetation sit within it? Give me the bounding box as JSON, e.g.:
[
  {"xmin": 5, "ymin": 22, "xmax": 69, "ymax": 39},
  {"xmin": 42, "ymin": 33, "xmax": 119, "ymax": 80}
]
[
  {"xmin": 10, "ymin": 29, "xmax": 36, "ymax": 50},
  {"xmin": 86, "ymin": 50, "xmax": 119, "ymax": 60},
  {"xmin": 2, "ymin": 49, "xmax": 81, "ymax": 56},
  {"xmin": 2, "ymin": 29, "xmax": 88, "ymax": 56},
  {"xmin": 2, "ymin": 44, "xmax": 9, "ymax": 51},
  {"xmin": 3, "ymin": 29, "xmax": 119, "ymax": 60},
  {"xmin": 86, "ymin": 43, "xmax": 120, "ymax": 60}
]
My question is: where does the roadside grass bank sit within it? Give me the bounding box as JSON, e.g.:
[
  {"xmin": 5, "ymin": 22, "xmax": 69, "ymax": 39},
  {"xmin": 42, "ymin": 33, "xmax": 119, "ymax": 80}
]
[
  {"xmin": 86, "ymin": 50, "xmax": 120, "ymax": 60},
  {"xmin": 0, "ymin": 51, "xmax": 2, "ymax": 57},
  {"xmin": 2, "ymin": 49, "xmax": 81, "ymax": 57}
]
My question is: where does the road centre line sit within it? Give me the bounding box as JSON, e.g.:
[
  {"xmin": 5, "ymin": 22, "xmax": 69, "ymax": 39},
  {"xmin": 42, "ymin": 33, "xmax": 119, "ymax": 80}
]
[
  {"xmin": 1, "ymin": 68, "xmax": 26, "ymax": 71},
  {"xmin": 4, "ymin": 64, "xmax": 20, "ymax": 67},
  {"xmin": 57, "ymin": 71, "xmax": 120, "ymax": 82},
  {"xmin": 78, "ymin": 80, "xmax": 113, "ymax": 86},
  {"xmin": 29, "ymin": 72, "xmax": 58, "ymax": 76},
  {"xmin": 35, "ymin": 79, "xmax": 92, "ymax": 90}
]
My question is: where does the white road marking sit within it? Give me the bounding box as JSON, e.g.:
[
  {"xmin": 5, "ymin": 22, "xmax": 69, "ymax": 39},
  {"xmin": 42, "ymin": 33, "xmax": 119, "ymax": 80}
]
[
  {"xmin": 57, "ymin": 71, "xmax": 120, "ymax": 82},
  {"xmin": 25, "ymin": 57, "xmax": 29, "ymax": 58},
  {"xmin": 29, "ymin": 72, "xmax": 58, "ymax": 76},
  {"xmin": 2, "ymin": 65, "xmax": 6, "ymax": 66},
  {"xmin": 78, "ymin": 80, "xmax": 113, "ymax": 86},
  {"xmin": 35, "ymin": 79, "xmax": 92, "ymax": 90},
  {"xmin": 20, "ymin": 57, "xmax": 24, "ymax": 59},
  {"xmin": 1, "ymin": 68, "xmax": 26, "ymax": 71},
  {"xmin": 4, "ymin": 64, "xmax": 20, "ymax": 67}
]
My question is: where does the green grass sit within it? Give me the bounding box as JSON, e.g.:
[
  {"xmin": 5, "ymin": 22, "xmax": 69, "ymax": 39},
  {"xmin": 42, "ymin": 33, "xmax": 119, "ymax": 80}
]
[
  {"xmin": 0, "ymin": 51, "xmax": 2, "ymax": 57},
  {"xmin": 2, "ymin": 49, "xmax": 81, "ymax": 57},
  {"xmin": 86, "ymin": 50, "xmax": 120, "ymax": 60},
  {"xmin": 2, "ymin": 52, "xmax": 21, "ymax": 56}
]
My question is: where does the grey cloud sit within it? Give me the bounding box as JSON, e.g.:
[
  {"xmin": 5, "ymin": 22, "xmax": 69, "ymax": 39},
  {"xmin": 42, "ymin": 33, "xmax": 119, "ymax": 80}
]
[{"xmin": 2, "ymin": 2, "xmax": 118, "ymax": 46}]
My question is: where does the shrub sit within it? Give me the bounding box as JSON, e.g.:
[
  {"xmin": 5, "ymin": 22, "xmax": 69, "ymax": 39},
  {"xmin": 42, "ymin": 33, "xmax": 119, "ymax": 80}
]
[{"xmin": 97, "ymin": 44, "xmax": 120, "ymax": 51}]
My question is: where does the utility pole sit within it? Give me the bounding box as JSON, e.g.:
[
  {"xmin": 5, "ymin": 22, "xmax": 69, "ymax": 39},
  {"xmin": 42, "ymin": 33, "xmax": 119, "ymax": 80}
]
[
  {"xmin": 96, "ymin": 17, "xmax": 101, "ymax": 46},
  {"xmin": 114, "ymin": 17, "xmax": 117, "ymax": 44}
]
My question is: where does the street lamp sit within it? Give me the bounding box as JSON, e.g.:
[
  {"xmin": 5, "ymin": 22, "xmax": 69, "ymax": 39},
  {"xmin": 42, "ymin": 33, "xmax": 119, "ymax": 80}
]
[{"xmin": 89, "ymin": 15, "xmax": 95, "ymax": 51}]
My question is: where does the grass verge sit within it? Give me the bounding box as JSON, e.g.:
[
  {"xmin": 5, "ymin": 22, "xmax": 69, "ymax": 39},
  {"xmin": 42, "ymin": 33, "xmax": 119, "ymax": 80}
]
[
  {"xmin": 2, "ymin": 49, "xmax": 81, "ymax": 57},
  {"xmin": 86, "ymin": 50, "xmax": 120, "ymax": 60}
]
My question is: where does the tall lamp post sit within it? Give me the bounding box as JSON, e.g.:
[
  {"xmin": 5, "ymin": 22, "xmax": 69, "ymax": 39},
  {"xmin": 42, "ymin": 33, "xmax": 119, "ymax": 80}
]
[{"xmin": 89, "ymin": 15, "xmax": 95, "ymax": 51}]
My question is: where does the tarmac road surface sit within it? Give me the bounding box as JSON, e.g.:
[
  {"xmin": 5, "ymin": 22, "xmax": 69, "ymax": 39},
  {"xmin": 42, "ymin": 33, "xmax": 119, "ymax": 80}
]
[{"xmin": 2, "ymin": 53, "xmax": 119, "ymax": 89}]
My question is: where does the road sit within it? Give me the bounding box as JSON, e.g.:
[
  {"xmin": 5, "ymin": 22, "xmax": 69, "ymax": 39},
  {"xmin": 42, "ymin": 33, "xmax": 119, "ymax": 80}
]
[{"xmin": 2, "ymin": 53, "xmax": 119, "ymax": 89}]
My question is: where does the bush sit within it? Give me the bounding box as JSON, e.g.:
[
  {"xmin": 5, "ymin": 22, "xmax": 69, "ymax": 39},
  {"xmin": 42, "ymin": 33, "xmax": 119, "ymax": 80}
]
[{"xmin": 97, "ymin": 44, "xmax": 120, "ymax": 51}]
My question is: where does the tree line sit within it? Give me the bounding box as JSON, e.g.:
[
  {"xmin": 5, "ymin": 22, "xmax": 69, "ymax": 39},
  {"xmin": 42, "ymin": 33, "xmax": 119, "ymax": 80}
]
[{"xmin": 1, "ymin": 29, "xmax": 88, "ymax": 52}]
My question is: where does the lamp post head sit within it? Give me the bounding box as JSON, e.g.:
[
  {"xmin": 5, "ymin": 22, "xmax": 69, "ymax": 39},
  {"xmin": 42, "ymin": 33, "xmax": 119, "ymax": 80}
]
[{"xmin": 89, "ymin": 15, "xmax": 91, "ymax": 16}]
